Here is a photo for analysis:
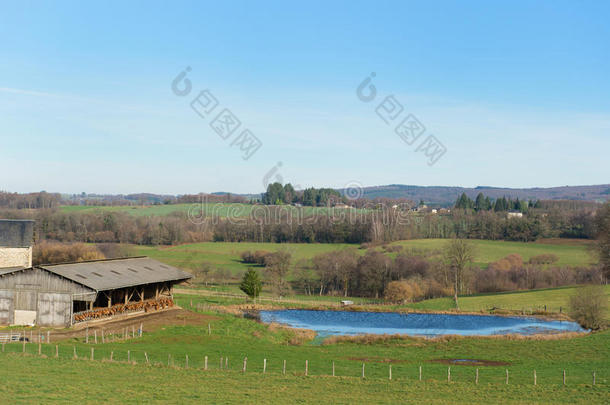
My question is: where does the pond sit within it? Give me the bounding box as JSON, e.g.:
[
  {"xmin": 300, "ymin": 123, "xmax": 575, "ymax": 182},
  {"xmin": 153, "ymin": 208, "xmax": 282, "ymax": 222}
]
[{"xmin": 259, "ymin": 310, "xmax": 586, "ymax": 337}]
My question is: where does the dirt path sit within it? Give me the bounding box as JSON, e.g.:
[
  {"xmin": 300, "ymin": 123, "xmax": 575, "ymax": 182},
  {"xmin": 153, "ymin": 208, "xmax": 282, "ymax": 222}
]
[
  {"xmin": 45, "ymin": 308, "xmax": 218, "ymax": 341},
  {"xmin": 174, "ymin": 288, "xmax": 343, "ymax": 307}
]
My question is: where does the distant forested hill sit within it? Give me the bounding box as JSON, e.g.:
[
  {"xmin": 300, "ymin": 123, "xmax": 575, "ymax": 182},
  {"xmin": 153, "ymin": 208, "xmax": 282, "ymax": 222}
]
[{"xmin": 340, "ymin": 184, "xmax": 610, "ymax": 207}]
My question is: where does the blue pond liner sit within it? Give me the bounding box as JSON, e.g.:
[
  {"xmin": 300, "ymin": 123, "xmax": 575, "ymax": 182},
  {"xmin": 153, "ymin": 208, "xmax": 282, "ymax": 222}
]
[{"xmin": 259, "ymin": 309, "xmax": 585, "ymax": 337}]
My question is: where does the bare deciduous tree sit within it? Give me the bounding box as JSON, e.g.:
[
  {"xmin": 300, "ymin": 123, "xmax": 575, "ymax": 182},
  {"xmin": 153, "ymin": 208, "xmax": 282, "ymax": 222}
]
[{"xmin": 443, "ymin": 239, "xmax": 475, "ymax": 309}]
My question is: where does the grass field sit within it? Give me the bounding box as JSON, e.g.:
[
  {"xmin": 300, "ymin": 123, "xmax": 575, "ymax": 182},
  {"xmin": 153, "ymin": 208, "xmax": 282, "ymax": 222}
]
[
  {"xmin": 0, "ymin": 294, "xmax": 608, "ymax": 404},
  {"xmin": 407, "ymin": 285, "xmax": 610, "ymax": 316},
  {"xmin": 176, "ymin": 284, "xmax": 610, "ymax": 321},
  {"xmin": 60, "ymin": 203, "xmax": 365, "ymax": 218},
  {"xmin": 131, "ymin": 238, "xmax": 594, "ymax": 276},
  {"xmin": 390, "ymin": 239, "xmax": 595, "ymax": 268}
]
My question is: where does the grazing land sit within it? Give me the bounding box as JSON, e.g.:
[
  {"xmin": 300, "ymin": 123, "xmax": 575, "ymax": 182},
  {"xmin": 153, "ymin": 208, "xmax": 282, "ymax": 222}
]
[
  {"xmin": 408, "ymin": 285, "xmax": 610, "ymax": 316},
  {"xmin": 0, "ymin": 293, "xmax": 608, "ymax": 404},
  {"xmin": 131, "ymin": 238, "xmax": 594, "ymax": 275},
  {"xmin": 59, "ymin": 203, "xmax": 364, "ymax": 218}
]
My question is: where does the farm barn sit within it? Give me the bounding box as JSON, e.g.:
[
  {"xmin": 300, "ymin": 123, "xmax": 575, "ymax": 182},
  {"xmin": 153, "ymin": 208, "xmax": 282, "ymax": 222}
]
[{"xmin": 0, "ymin": 219, "xmax": 192, "ymax": 327}]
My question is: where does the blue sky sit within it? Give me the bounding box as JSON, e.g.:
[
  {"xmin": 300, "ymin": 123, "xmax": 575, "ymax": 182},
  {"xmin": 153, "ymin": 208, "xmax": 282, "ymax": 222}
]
[{"xmin": 1, "ymin": 0, "xmax": 608, "ymax": 194}]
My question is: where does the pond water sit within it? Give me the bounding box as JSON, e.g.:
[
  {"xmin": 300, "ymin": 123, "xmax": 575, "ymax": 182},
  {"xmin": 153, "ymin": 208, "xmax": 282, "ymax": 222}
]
[{"xmin": 259, "ymin": 310, "xmax": 585, "ymax": 337}]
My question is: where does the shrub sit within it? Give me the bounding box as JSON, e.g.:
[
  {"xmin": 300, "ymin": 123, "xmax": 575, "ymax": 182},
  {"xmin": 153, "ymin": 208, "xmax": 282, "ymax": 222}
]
[
  {"xmin": 528, "ymin": 254, "xmax": 559, "ymax": 265},
  {"xmin": 384, "ymin": 280, "xmax": 424, "ymax": 304},
  {"xmin": 568, "ymin": 285, "xmax": 608, "ymax": 330},
  {"xmin": 33, "ymin": 241, "xmax": 105, "ymax": 265}
]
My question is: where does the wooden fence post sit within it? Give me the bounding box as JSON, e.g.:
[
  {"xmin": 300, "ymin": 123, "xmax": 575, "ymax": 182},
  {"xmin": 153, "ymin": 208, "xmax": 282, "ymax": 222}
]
[
  {"xmin": 140, "ymin": 323, "xmax": 143, "ymax": 337},
  {"xmin": 263, "ymin": 358, "xmax": 267, "ymax": 374},
  {"xmin": 389, "ymin": 365, "xmax": 392, "ymax": 380},
  {"xmin": 110, "ymin": 351, "xmax": 114, "ymax": 361},
  {"xmin": 205, "ymin": 356, "xmax": 208, "ymax": 370},
  {"xmin": 283, "ymin": 360, "xmax": 286, "ymax": 375},
  {"xmin": 505, "ymin": 369, "xmax": 509, "ymax": 385},
  {"xmin": 448, "ymin": 367, "xmax": 451, "ymax": 382},
  {"xmin": 563, "ymin": 370, "xmax": 566, "ymax": 385},
  {"xmin": 38, "ymin": 342, "xmax": 41, "ymax": 355},
  {"xmin": 102, "ymin": 329, "xmax": 105, "ymax": 344},
  {"xmin": 332, "ymin": 361, "xmax": 335, "ymax": 377},
  {"xmin": 128, "ymin": 350, "xmax": 130, "ymax": 363},
  {"xmin": 145, "ymin": 352, "xmax": 149, "ymax": 364},
  {"xmin": 168, "ymin": 354, "xmax": 171, "ymax": 367},
  {"xmin": 91, "ymin": 347, "xmax": 94, "ymax": 361},
  {"xmin": 186, "ymin": 354, "xmax": 189, "ymax": 369},
  {"xmin": 305, "ymin": 360, "xmax": 308, "ymax": 376},
  {"xmin": 225, "ymin": 357, "xmax": 228, "ymax": 369},
  {"xmin": 208, "ymin": 324, "xmax": 211, "ymax": 335},
  {"xmin": 47, "ymin": 331, "xmax": 50, "ymax": 344},
  {"xmin": 419, "ymin": 365, "xmax": 422, "ymax": 381},
  {"xmin": 73, "ymin": 346, "xmax": 77, "ymax": 359},
  {"xmin": 220, "ymin": 356, "xmax": 223, "ymax": 369},
  {"xmin": 132, "ymin": 325, "xmax": 135, "ymax": 339},
  {"xmin": 475, "ymin": 368, "xmax": 479, "ymax": 384},
  {"xmin": 55, "ymin": 345, "xmax": 58, "ymax": 358},
  {"xmin": 94, "ymin": 330, "xmax": 97, "ymax": 344},
  {"xmin": 86, "ymin": 327, "xmax": 89, "ymax": 344},
  {"xmin": 362, "ymin": 363, "xmax": 365, "ymax": 378},
  {"xmin": 593, "ymin": 371, "xmax": 596, "ymax": 385},
  {"xmin": 534, "ymin": 370, "xmax": 537, "ymax": 385},
  {"xmin": 243, "ymin": 357, "xmax": 247, "ymax": 372}
]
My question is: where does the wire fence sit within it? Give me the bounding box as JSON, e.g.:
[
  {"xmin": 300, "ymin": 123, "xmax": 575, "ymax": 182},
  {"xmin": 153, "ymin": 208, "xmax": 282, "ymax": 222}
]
[{"xmin": 0, "ymin": 341, "xmax": 603, "ymax": 388}]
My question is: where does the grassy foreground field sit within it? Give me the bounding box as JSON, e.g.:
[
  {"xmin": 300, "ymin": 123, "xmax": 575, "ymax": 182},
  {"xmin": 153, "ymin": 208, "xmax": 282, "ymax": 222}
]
[
  {"xmin": 132, "ymin": 238, "xmax": 593, "ymax": 275},
  {"xmin": 0, "ymin": 293, "xmax": 608, "ymax": 404},
  {"xmin": 0, "ymin": 354, "xmax": 606, "ymax": 404}
]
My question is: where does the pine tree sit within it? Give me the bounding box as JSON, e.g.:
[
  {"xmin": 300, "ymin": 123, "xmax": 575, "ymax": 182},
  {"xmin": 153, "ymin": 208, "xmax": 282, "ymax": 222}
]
[{"xmin": 239, "ymin": 269, "xmax": 262, "ymax": 301}]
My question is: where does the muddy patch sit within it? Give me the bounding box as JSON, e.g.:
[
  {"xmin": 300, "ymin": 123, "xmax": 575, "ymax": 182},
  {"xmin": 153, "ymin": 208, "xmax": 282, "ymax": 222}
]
[{"xmin": 431, "ymin": 358, "xmax": 510, "ymax": 367}]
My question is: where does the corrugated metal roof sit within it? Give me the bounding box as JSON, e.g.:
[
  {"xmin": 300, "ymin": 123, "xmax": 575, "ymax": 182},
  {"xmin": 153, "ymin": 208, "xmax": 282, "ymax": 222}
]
[
  {"xmin": 0, "ymin": 266, "xmax": 26, "ymax": 276},
  {"xmin": 39, "ymin": 257, "xmax": 192, "ymax": 291}
]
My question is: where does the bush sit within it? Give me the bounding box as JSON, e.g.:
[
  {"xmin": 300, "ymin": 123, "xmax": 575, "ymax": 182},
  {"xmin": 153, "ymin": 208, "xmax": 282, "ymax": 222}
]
[
  {"xmin": 33, "ymin": 241, "xmax": 105, "ymax": 265},
  {"xmin": 568, "ymin": 285, "xmax": 608, "ymax": 330},
  {"xmin": 240, "ymin": 250, "xmax": 271, "ymax": 265},
  {"xmin": 528, "ymin": 254, "xmax": 559, "ymax": 265},
  {"xmin": 384, "ymin": 280, "xmax": 424, "ymax": 304}
]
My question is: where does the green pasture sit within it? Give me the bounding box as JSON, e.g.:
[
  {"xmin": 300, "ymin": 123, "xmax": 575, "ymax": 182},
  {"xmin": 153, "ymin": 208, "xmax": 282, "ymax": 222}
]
[{"xmin": 0, "ymin": 294, "xmax": 607, "ymax": 403}]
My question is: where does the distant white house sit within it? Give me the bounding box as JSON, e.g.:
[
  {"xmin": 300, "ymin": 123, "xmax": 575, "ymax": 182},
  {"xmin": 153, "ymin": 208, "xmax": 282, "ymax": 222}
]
[
  {"xmin": 334, "ymin": 203, "xmax": 352, "ymax": 209},
  {"xmin": 507, "ymin": 211, "xmax": 523, "ymax": 219}
]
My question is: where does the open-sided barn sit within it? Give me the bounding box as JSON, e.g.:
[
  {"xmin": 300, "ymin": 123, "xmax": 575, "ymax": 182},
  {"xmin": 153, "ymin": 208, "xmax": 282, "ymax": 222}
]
[{"xmin": 0, "ymin": 220, "xmax": 192, "ymax": 327}]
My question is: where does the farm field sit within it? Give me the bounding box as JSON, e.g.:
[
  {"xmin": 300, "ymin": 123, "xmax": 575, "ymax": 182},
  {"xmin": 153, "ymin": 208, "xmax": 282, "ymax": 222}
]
[
  {"xmin": 390, "ymin": 239, "xmax": 595, "ymax": 268},
  {"xmin": 178, "ymin": 285, "xmax": 610, "ymax": 318},
  {"xmin": 0, "ymin": 295, "xmax": 608, "ymax": 404},
  {"xmin": 60, "ymin": 203, "xmax": 365, "ymax": 218},
  {"xmin": 407, "ymin": 285, "xmax": 610, "ymax": 316},
  {"xmin": 131, "ymin": 238, "xmax": 594, "ymax": 275}
]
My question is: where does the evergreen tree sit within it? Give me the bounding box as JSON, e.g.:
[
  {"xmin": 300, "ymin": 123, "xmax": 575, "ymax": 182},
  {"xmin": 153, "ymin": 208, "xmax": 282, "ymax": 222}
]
[
  {"xmin": 455, "ymin": 193, "xmax": 474, "ymax": 209},
  {"xmin": 239, "ymin": 269, "xmax": 262, "ymax": 301}
]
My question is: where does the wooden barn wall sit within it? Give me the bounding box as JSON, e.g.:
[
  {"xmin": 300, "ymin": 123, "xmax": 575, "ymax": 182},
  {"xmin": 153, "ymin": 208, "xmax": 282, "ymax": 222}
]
[
  {"xmin": 0, "ymin": 290, "xmax": 14, "ymax": 324},
  {"xmin": 37, "ymin": 292, "xmax": 72, "ymax": 326},
  {"xmin": 0, "ymin": 268, "xmax": 96, "ymax": 301}
]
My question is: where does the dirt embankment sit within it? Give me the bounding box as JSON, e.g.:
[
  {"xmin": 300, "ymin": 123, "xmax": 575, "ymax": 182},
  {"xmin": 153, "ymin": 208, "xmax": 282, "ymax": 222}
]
[{"xmin": 46, "ymin": 308, "xmax": 218, "ymax": 341}]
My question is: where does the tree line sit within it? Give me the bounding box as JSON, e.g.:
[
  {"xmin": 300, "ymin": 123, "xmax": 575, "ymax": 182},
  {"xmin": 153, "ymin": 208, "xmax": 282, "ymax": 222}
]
[
  {"xmin": 261, "ymin": 183, "xmax": 344, "ymax": 206},
  {"xmin": 233, "ymin": 240, "xmax": 605, "ymax": 304}
]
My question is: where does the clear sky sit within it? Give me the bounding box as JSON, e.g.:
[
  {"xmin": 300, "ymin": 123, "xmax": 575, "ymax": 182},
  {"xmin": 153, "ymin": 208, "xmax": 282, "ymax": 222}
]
[{"xmin": 1, "ymin": 0, "xmax": 608, "ymax": 194}]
